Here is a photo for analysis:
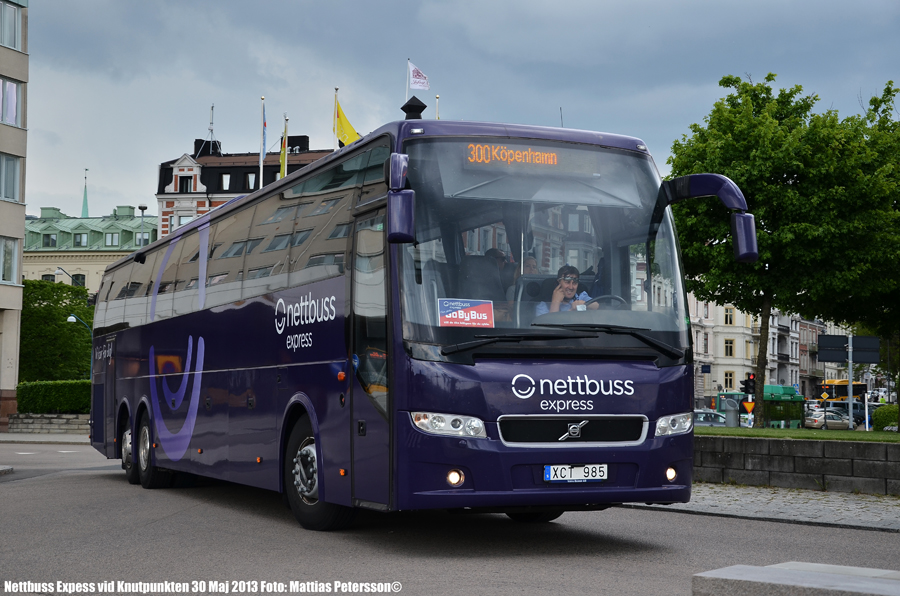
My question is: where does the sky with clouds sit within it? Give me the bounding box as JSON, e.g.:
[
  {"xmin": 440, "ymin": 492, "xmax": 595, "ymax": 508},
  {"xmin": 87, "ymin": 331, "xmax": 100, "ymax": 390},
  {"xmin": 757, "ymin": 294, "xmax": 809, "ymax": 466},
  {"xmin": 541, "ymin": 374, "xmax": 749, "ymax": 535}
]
[{"xmin": 24, "ymin": 0, "xmax": 900, "ymax": 218}]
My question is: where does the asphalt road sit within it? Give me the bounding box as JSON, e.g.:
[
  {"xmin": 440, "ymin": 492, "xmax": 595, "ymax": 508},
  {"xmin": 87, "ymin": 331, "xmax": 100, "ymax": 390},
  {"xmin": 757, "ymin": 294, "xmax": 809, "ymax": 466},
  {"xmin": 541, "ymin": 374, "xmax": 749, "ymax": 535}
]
[{"xmin": 1, "ymin": 444, "xmax": 898, "ymax": 596}]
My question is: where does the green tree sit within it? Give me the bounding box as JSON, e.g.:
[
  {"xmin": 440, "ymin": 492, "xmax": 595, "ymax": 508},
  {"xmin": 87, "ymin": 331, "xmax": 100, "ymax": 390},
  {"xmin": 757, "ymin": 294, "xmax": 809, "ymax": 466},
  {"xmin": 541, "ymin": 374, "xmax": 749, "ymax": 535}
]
[
  {"xmin": 19, "ymin": 280, "xmax": 94, "ymax": 382},
  {"xmin": 669, "ymin": 74, "xmax": 900, "ymax": 423}
]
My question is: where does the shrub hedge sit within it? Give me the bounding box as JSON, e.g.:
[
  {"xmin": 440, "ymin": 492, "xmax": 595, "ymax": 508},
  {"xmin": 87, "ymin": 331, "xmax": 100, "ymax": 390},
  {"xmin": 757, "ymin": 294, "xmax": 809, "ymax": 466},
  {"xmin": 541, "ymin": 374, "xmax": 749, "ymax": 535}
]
[
  {"xmin": 872, "ymin": 403, "xmax": 899, "ymax": 432},
  {"xmin": 16, "ymin": 380, "xmax": 91, "ymax": 414}
]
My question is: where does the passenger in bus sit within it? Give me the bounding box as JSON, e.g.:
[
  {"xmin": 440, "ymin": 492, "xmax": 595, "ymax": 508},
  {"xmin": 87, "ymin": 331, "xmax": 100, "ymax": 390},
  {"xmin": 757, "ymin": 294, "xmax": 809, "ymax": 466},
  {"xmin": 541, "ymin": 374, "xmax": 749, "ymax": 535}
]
[
  {"xmin": 535, "ymin": 265, "xmax": 598, "ymax": 315},
  {"xmin": 506, "ymin": 256, "xmax": 540, "ymax": 300},
  {"xmin": 485, "ymin": 248, "xmax": 515, "ymax": 292}
]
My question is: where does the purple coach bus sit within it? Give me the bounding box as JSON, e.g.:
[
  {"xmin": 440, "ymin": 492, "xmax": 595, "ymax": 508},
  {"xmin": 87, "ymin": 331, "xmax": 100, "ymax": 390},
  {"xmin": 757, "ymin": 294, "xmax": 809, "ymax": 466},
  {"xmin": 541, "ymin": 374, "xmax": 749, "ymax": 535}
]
[{"xmin": 90, "ymin": 101, "xmax": 757, "ymax": 530}]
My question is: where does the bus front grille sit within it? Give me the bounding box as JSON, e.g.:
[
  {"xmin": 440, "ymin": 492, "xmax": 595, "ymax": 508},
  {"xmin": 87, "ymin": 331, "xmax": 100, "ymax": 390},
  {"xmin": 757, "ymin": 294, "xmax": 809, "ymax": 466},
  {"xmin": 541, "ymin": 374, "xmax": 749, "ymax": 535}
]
[{"xmin": 497, "ymin": 415, "xmax": 647, "ymax": 446}]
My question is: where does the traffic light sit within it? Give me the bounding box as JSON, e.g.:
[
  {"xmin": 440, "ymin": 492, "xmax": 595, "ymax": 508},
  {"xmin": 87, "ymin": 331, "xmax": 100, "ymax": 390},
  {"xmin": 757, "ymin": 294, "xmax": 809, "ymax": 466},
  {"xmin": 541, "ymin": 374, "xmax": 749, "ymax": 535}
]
[{"xmin": 740, "ymin": 373, "xmax": 756, "ymax": 395}]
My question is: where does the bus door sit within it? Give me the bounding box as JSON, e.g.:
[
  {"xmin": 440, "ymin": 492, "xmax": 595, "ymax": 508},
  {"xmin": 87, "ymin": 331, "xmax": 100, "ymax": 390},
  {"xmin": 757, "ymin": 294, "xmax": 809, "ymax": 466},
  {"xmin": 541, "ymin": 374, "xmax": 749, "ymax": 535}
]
[
  {"xmin": 350, "ymin": 209, "xmax": 391, "ymax": 509},
  {"xmin": 91, "ymin": 336, "xmax": 116, "ymax": 458}
]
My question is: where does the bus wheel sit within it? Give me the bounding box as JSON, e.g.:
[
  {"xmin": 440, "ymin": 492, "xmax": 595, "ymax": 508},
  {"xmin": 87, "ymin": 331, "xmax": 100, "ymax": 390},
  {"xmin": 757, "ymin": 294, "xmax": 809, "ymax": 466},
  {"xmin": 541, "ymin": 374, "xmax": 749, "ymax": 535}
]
[
  {"xmin": 121, "ymin": 427, "xmax": 140, "ymax": 485},
  {"xmin": 284, "ymin": 416, "xmax": 356, "ymax": 531},
  {"xmin": 505, "ymin": 510, "xmax": 564, "ymax": 523},
  {"xmin": 137, "ymin": 411, "xmax": 171, "ymax": 489}
]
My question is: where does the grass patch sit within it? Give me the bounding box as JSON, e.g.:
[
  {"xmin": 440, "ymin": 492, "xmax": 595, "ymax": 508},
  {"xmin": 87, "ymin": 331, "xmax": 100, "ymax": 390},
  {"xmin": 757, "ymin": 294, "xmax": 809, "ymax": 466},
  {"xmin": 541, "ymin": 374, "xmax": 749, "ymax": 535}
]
[{"xmin": 693, "ymin": 426, "xmax": 900, "ymax": 442}]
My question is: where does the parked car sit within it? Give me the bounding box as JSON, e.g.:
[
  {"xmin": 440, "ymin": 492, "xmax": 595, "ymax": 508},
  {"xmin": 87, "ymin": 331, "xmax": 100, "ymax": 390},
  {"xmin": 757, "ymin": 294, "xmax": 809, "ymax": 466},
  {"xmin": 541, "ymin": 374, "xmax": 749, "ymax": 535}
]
[
  {"xmin": 804, "ymin": 411, "xmax": 850, "ymax": 430},
  {"xmin": 693, "ymin": 409, "xmax": 727, "ymax": 427}
]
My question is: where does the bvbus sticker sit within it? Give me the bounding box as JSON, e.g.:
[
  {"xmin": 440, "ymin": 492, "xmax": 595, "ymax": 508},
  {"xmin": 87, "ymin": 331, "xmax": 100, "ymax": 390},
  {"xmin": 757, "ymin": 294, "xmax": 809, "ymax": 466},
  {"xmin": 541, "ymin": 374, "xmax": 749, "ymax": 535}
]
[{"xmin": 438, "ymin": 298, "xmax": 494, "ymax": 328}]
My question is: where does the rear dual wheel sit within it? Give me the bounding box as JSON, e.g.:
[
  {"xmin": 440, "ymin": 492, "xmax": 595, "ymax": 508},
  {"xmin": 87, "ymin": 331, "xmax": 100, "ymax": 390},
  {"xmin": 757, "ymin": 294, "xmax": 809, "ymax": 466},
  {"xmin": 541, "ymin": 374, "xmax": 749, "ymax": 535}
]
[{"xmin": 121, "ymin": 426, "xmax": 140, "ymax": 485}]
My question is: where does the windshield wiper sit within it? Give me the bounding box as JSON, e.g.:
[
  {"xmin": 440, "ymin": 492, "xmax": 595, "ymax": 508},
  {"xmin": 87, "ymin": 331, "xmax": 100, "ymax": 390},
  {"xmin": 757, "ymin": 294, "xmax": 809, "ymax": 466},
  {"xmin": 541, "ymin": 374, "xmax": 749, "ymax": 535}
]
[
  {"xmin": 441, "ymin": 331, "xmax": 597, "ymax": 356},
  {"xmin": 532, "ymin": 323, "xmax": 684, "ymax": 360}
]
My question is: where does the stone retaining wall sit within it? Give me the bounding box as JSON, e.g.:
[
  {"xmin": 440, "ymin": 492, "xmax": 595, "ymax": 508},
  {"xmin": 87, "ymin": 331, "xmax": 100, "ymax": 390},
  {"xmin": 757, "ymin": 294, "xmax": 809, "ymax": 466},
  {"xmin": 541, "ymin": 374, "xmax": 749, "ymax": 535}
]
[
  {"xmin": 694, "ymin": 436, "xmax": 900, "ymax": 496},
  {"xmin": 8, "ymin": 413, "xmax": 90, "ymax": 434}
]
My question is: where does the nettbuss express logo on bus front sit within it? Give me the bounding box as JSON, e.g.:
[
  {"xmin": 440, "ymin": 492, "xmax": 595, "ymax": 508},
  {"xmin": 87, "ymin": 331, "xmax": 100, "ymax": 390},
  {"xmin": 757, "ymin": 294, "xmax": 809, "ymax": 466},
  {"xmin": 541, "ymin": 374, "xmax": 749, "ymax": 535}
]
[
  {"xmin": 511, "ymin": 373, "xmax": 636, "ymax": 412},
  {"xmin": 275, "ymin": 294, "xmax": 337, "ymax": 351},
  {"xmin": 438, "ymin": 299, "xmax": 494, "ymax": 328}
]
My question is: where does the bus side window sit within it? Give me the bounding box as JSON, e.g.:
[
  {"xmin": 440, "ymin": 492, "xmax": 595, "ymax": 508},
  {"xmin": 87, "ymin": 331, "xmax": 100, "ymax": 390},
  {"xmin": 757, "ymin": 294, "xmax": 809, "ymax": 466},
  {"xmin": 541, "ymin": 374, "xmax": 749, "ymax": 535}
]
[
  {"xmin": 358, "ymin": 143, "xmax": 390, "ymax": 205},
  {"xmin": 153, "ymin": 240, "xmax": 184, "ymax": 321},
  {"xmin": 124, "ymin": 250, "xmax": 158, "ymax": 327},
  {"xmin": 173, "ymin": 231, "xmax": 201, "ymax": 317},
  {"xmin": 241, "ymin": 195, "xmax": 296, "ymax": 300},
  {"xmin": 205, "ymin": 206, "xmax": 256, "ymax": 309},
  {"xmin": 103, "ymin": 263, "xmax": 134, "ymax": 327}
]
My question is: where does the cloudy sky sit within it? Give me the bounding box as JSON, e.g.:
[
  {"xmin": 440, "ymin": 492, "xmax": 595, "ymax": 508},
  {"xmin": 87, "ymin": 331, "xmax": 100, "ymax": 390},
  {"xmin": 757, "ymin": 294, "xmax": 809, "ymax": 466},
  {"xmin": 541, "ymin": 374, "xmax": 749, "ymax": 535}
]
[{"xmin": 25, "ymin": 0, "xmax": 900, "ymax": 218}]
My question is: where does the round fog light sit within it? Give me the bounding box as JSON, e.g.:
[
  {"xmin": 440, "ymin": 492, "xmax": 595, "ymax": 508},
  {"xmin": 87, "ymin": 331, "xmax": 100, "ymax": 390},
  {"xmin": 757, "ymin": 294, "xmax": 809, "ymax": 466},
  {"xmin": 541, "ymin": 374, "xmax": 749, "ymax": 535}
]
[
  {"xmin": 447, "ymin": 469, "xmax": 465, "ymax": 487},
  {"xmin": 665, "ymin": 467, "xmax": 677, "ymax": 482}
]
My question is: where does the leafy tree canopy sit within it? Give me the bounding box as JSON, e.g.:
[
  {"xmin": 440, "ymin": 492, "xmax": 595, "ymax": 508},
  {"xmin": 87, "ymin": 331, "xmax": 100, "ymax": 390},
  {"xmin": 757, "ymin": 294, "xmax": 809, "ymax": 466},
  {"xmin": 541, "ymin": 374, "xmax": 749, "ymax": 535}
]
[{"xmin": 20, "ymin": 280, "xmax": 94, "ymax": 382}]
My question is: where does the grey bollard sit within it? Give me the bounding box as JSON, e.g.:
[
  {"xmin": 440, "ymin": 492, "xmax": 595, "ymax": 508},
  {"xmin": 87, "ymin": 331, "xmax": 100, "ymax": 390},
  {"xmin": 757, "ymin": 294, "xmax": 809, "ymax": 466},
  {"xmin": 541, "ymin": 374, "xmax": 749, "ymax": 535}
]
[{"xmin": 723, "ymin": 398, "xmax": 740, "ymax": 427}]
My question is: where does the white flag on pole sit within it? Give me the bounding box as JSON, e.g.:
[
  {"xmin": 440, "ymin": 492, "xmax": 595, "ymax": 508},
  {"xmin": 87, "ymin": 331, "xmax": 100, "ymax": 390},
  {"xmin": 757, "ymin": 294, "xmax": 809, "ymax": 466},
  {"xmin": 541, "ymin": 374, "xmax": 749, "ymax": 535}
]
[{"xmin": 408, "ymin": 62, "xmax": 430, "ymax": 90}]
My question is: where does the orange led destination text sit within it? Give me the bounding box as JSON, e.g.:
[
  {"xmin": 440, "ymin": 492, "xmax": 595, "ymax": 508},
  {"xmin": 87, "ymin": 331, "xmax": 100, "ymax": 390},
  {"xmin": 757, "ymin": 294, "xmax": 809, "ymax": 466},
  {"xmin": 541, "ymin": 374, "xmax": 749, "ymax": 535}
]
[{"xmin": 467, "ymin": 143, "xmax": 558, "ymax": 166}]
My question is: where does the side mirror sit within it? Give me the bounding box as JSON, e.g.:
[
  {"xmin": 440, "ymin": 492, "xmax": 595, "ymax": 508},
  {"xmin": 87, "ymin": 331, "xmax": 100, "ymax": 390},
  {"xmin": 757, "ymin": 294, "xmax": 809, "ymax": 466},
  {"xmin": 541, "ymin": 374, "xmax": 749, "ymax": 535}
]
[
  {"xmin": 661, "ymin": 173, "xmax": 758, "ymax": 263},
  {"xmin": 387, "ymin": 190, "xmax": 415, "ymax": 244},
  {"xmin": 384, "ymin": 153, "xmax": 409, "ymax": 191}
]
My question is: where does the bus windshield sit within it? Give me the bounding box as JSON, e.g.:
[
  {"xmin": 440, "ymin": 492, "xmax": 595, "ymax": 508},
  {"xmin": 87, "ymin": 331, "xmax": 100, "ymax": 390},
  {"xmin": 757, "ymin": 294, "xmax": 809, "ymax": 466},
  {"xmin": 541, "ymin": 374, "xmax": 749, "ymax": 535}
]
[{"xmin": 399, "ymin": 136, "xmax": 689, "ymax": 357}]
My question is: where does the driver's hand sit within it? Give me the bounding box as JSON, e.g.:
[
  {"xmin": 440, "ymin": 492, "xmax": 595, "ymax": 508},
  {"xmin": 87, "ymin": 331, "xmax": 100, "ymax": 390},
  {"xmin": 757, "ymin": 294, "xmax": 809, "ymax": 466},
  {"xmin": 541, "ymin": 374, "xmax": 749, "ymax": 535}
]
[
  {"xmin": 572, "ymin": 300, "xmax": 586, "ymax": 308},
  {"xmin": 551, "ymin": 283, "xmax": 566, "ymax": 304}
]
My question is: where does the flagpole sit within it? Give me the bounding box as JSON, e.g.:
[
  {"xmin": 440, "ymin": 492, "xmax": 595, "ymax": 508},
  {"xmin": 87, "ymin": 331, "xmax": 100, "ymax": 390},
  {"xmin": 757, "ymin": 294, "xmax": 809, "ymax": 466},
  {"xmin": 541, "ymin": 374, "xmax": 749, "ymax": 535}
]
[
  {"xmin": 436, "ymin": 95, "xmax": 440, "ymax": 120},
  {"xmin": 406, "ymin": 59, "xmax": 410, "ymax": 101},
  {"xmin": 259, "ymin": 96, "xmax": 265, "ymax": 189},
  {"xmin": 334, "ymin": 88, "xmax": 339, "ymax": 152}
]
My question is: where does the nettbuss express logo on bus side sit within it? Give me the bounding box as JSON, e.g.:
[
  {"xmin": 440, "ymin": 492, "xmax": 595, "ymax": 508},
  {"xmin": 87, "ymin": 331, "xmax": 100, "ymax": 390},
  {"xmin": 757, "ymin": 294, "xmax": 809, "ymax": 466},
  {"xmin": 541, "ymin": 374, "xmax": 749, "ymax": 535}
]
[
  {"xmin": 275, "ymin": 294, "xmax": 337, "ymax": 351},
  {"xmin": 511, "ymin": 374, "xmax": 635, "ymax": 412}
]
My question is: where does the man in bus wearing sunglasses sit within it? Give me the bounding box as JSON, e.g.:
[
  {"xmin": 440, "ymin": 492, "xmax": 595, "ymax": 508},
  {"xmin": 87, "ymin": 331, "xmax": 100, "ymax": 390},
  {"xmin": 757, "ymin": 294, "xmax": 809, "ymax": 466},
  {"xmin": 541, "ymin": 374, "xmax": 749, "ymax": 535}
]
[{"xmin": 535, "ymin": 265, "xmax": 599, "ymax": 316}]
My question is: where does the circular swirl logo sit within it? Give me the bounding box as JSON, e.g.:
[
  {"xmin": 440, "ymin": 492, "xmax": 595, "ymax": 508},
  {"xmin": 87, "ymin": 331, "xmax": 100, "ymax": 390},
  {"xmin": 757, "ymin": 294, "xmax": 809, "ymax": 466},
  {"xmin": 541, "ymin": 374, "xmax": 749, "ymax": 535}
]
[{"xmin": 511, "ymin": 374, "xmax": 536, "ymax": 399}]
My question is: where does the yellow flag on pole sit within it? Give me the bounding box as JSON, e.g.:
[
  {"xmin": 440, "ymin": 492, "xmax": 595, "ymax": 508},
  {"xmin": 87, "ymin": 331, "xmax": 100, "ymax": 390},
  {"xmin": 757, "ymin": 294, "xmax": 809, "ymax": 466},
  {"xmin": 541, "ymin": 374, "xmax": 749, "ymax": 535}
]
[
  {"xmin": 334, "ymin": 97, "xmax": 360, "ymax": 146},
  {"xmin": 279, "ymin": 117, "xmax": 288, "ymax": 179}
]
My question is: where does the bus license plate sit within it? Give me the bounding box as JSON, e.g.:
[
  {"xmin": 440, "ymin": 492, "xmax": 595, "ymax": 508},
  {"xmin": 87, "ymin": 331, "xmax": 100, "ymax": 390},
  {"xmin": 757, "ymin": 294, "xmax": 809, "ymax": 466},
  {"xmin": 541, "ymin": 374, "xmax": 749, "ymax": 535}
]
[{"xmin": 544, "ymin": 464, "xmax": 607, "ymax": 483}]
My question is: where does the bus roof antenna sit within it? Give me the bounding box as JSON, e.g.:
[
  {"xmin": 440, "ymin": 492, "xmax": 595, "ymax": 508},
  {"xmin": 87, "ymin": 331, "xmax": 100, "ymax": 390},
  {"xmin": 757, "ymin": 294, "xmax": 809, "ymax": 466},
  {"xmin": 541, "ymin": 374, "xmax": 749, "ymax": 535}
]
[{"xmin": 401, "ymin": 96, "xmax": 427, "ymax": 120}]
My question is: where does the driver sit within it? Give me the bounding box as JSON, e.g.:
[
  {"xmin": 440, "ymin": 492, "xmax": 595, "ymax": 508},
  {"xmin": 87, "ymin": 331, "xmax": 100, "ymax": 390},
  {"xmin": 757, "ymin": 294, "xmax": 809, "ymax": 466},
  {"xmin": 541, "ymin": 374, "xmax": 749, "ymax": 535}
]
[{"xmin": 535, "ymin": 265, "xmax": 599, "ymax": 315}]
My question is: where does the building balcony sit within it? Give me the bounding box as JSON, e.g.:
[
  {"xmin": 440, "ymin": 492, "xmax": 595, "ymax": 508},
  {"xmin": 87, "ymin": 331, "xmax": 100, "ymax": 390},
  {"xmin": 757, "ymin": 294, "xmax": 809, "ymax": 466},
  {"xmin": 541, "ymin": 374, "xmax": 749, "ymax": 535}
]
[
  {"xmin": 777, "ymin": 353, "xmax": 789, "ymax": 362},
  {"xmin": 808, "ymin": 343, "xmax": 818, "ymax": 353},
  {"xmin": 777, "ymin": 324, "xmax": 790, "ymax": 335}
]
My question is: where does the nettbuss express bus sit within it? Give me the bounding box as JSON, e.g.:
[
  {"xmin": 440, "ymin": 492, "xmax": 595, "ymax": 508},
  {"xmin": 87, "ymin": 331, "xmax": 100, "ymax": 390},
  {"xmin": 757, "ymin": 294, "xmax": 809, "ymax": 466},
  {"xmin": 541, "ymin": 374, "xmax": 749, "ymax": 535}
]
[{"xmin": 90, "ymin": 101, "xmax": 758, "ymax": 530}]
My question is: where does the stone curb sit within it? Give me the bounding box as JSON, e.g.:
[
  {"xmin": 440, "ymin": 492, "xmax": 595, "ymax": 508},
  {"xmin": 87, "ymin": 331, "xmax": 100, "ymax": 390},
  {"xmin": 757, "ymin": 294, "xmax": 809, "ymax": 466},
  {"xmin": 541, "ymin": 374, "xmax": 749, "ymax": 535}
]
[{"xmin": 616, "ymin": 503, "xmax": 900, "ymax": 533}]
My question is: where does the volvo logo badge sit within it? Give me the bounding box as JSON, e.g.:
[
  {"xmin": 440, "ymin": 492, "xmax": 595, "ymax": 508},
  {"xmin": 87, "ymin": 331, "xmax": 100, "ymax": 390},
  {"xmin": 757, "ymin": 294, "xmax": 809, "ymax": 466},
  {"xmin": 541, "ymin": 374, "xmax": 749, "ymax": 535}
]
[{"xmin": 559, "ymin": 420, "xmax": 589, "ymax": 441}]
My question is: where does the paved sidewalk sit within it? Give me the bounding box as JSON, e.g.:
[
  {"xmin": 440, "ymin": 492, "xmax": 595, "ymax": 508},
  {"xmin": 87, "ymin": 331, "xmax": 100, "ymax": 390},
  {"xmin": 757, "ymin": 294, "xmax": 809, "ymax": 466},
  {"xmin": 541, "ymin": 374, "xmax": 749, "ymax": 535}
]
[
  {"xmin": 622, "ymin": 482, "xmax": 900, "ymax": 532},
  {"xmin": 0, "ymin": 432, "xmax": 90, "ymax": 444}
]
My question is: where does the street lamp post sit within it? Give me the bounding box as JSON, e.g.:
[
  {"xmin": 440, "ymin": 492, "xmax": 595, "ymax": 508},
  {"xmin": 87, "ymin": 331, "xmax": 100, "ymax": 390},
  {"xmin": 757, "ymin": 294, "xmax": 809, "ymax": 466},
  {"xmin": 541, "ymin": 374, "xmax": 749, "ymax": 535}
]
[
  {"xmin": 55, "ymin": 266, "xmax": 82, "ymax": 286},
  {"xmin": 67, "ymin": 313, "xmax": 93, "ymax": 382},
  {"xmin": 138, "ymin": 204, "xmax": 148, "ymax": 248}
]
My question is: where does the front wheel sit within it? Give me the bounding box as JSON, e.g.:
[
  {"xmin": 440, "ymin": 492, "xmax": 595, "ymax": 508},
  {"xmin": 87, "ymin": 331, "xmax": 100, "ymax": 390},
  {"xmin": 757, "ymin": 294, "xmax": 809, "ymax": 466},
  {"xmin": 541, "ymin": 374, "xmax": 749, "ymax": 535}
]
[
  {"xmin": 505, "ymin": 510, "xmax": 564, "ymax": 523},
  {"xmin": 284, "ymin": 415, "xmax": 356, "ymax": 531},
  {"xmin": 137, "ymin": 411, "xmax": 172, "ymax": 489}
]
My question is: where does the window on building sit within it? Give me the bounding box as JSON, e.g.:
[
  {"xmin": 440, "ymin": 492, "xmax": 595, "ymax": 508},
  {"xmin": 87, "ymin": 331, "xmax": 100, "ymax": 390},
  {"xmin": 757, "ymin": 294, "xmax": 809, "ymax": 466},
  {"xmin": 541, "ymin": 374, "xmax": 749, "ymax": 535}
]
[
  {"xmin": 105, "ymin": 233, "xmax": 119, "ymax": 246},
  {"xmin": 179, "ymin": 215, "xmax": 192, "ymax": 226},
  {"xmin": 43, "ymin": 234, "xmax": 57, "ymax": 247},
  {"xmin": 328, "ymin": 223, "xmax": 351, "ymax": 239},
  {"xmin": 41, "ymin": 274, "xmax": 55, "ymax": 282},
  {"xmin": 73, "ymin": 233, "xmax": 88, "ymax": 247},
  {"xmin": 72, "ymin": 274, "xmax": 86, "ymax": 287},
  {"xmin": 291, "ymin": 228, "xmax": 313, "ymax": 247},
  {"xmin": 724, "ymin": 371, "xmax": 734, "ymax": 390},
  {"xmin": 246, "ymin": 173, "xmax": 257, "ymax": 190},
  {"xmin": 724, "ymin": 306, "xmax": 734, "ymax": 325},
  {"xmin": 136, "ymin": 232, "xmax": 150, "ymax": 247},
  {"xmin": 220, "ymin": 173, "xmax": 231, "ymax": 191},
  {"xmin": 703, "ymin": 333, "xmax": 709, "ymax": 354},
  {"xmin": 179, "ymin": 176, "xmax": 193, "ymax": 193},
  {"xmin": 0, "ymin": 235, "xmax": 15, "ymax": 282},
  {"xmin": 0, "ymin": 2, "xmax": 21, "ymax": 51},
  {"xmin": 0, "ymin": 153, "xmax": 19, "ymax": 201},
  {"xmin": 0, "ymin": 77, "xmax": 20, "ymax": 126},
  {"xmin": 703, "ymin": 302, "xmax": 709, "ymax": 318},
  {"xmin": 725, "ymin": 339, "xmax": 734, "ymax": 357}
]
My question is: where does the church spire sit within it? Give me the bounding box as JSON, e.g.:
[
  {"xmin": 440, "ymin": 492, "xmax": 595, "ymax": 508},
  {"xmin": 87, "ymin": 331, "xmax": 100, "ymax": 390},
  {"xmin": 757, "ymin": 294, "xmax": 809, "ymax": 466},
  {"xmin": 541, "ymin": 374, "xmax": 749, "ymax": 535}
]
[{"xmin": 81, "ymin": 168, "xmax": 89, "ymax": 217}]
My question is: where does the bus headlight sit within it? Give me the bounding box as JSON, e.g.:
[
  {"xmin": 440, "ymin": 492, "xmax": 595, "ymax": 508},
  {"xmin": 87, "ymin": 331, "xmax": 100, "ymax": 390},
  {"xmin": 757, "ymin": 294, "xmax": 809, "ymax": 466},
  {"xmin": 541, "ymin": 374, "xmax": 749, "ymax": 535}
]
[
  {"xmin": 412, "ymin": 412, "xmax": 487, "ymax": 438},
  {"xmin": 655, "ymin": 413, "xmax": 693, "ymax": 436}
]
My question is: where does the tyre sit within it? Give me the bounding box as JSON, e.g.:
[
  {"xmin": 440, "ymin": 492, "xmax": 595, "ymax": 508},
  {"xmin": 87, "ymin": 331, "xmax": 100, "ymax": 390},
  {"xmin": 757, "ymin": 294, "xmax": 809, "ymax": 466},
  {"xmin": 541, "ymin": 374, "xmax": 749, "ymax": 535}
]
[
  {"xmin": 505, "ymin": 510, "xmax": 564, "ymax": 523},
  {"xmin": 284, "ymin": 415, "xmax": 356, "ymax": 531},
  {"xmin": 121, "ymin": 425, "xmax": 140, "ymax": 485},
  {"xmin": 137, "ymin": 411, "xmax": 172, "ymax": 489}
]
